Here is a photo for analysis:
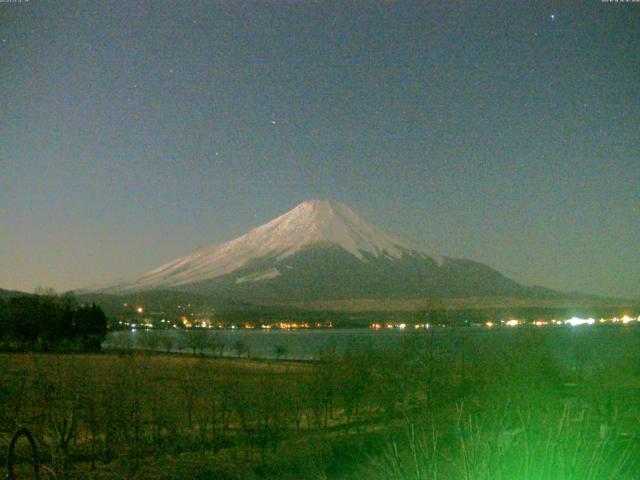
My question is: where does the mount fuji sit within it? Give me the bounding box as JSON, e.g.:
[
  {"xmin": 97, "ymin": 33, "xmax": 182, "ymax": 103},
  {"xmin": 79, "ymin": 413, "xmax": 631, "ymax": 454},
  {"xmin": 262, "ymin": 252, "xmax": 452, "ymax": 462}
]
[{"xmin": 113, "ymin": 200, "xmax": 540, "ymax": 302}]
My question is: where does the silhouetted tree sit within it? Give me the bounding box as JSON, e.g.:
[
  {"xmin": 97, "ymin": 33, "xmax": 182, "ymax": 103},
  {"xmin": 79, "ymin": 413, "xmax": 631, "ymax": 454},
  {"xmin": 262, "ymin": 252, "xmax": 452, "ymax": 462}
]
[
  {"xmin": 74, "ymin": 304, "xmax": 108, "ymax": 351},
  {"xmin": 1, "ymin": 295, "xmax": 107, "ymax": 352},
  {"xmin": 181, "ymin": 328, "xmax": 211, "ymax": 356},
  {"xmin": 273, "ymin": 344, "xmax": 287, "ymax": 360},
  {"xmin": 234, "ymin": 340, "xmax": 249, "ymax": 358}
]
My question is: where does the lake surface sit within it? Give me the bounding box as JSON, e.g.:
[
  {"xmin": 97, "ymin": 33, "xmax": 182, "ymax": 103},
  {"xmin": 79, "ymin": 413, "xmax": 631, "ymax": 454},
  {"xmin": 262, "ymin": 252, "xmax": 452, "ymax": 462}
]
[{"xmin": 105, "ymin": 326, "xmax": 640, "ymax": 367}]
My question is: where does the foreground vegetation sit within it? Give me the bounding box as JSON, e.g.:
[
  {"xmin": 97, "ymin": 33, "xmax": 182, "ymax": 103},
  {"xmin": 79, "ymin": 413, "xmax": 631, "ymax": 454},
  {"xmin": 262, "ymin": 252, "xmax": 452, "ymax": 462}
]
[{"xmin": 2, "ymin": 326, "xmax": 640, "ymax": 479}]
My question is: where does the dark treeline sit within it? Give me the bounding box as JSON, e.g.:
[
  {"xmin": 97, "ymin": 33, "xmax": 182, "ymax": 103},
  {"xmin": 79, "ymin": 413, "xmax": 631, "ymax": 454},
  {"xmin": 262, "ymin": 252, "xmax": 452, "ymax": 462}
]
[{"xmin": 0, "ymin": 292, "xmax": 107, "ymax": 352}]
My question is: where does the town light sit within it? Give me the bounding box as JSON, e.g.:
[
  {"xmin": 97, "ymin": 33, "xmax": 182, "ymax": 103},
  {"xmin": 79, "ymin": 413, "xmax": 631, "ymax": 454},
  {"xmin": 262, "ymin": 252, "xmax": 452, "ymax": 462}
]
[{"xmin": 565, "ymin": 317, "xmax": 595, "ymax": 326}]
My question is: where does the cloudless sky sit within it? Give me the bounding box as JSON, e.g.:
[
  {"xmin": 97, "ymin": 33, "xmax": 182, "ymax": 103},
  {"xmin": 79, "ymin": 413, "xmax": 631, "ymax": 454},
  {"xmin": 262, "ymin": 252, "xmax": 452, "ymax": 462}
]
[{"xmin": 1, "ymin": 1, "xmax": 638, "ymax": 298}]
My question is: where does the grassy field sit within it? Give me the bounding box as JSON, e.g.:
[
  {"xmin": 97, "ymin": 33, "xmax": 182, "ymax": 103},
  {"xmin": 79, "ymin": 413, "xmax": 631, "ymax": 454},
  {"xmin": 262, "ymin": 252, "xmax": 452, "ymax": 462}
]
[{"xmin": 2, "ymin": 326, "xmax": 640, "ymax": 479}]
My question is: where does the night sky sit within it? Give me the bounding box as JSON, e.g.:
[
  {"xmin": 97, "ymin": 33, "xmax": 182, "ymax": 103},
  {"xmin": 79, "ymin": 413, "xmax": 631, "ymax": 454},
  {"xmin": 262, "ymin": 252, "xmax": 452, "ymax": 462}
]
[{"xmin": 1, "ymin": 1, "xmax": 638, "ymax": 298}]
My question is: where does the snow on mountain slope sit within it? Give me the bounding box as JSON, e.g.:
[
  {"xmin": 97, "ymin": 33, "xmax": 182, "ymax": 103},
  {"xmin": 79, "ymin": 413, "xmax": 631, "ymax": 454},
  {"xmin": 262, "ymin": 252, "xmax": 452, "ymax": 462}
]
[
  {"xmin": 235, "ymin": 267, "xmax": 281, "ymax": 284},
  {"xmin": 131, "ymin": 200, "xmax": 414, "ymax": 290}
]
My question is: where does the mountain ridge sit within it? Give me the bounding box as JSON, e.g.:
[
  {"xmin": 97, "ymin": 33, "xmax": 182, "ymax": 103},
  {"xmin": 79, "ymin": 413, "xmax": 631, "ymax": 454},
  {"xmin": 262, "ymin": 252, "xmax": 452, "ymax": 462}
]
[
  {"xmin": 102, "ymin": 200, "xmax": 566, "ymax": 302},
  {"xmin": 123, "ymin": 199, "xmax": 431, "ymax": 292}
]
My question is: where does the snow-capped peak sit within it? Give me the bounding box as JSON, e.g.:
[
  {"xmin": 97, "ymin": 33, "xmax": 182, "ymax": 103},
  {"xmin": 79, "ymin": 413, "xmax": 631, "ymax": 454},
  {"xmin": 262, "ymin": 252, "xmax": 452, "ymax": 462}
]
[
  {"xmin": 249, "ymin": 199, "xmax": 410, "ymax": 258},
  {"xmin": 131, "ymin": 199, "xmax": 412, "ymax": 289}
]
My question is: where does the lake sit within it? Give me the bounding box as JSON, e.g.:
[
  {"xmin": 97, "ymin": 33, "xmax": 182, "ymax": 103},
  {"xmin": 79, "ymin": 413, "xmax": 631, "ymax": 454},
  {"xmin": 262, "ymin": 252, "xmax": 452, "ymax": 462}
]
[{"xmin": 105, "ymin": 325, "xmax": 640, "ymax": 368}]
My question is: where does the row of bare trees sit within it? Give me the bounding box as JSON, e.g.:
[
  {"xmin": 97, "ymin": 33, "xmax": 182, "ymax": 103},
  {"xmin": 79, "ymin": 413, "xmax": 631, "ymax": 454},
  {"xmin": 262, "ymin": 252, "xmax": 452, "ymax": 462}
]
[
  {"xmin": 111, "ymin": 329, "xmax": 255, "ymax": 358},
  {"xmin": 0, "ymin": 340, "xmax": 454, "ymax": 478}
]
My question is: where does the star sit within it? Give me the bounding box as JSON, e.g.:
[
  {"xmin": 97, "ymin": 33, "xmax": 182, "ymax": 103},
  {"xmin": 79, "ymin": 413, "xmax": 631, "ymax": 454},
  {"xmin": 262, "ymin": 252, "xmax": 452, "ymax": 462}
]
[{"xmin": 550, "ymin": 13, "xmax": 557, "ymax": 21}]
